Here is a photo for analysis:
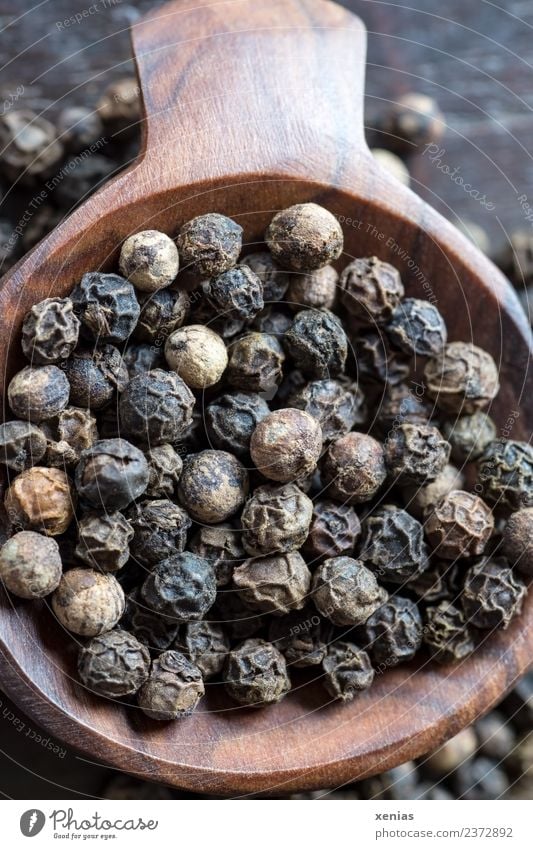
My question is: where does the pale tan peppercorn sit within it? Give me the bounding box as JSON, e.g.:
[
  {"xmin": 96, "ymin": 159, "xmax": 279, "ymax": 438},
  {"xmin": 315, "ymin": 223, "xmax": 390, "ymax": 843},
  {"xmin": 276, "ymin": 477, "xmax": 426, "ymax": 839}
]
[
  {"xmin": 0, "ymin": 531, "xmax": 62, "ymax": 598},
  {"xmin": 424, "ymin": 342, "xmax": 500, "ymax": 414},
  {"xmin": 138, "ymin": 650, "xmax": 205, "ymax": 720},
  {"xmin": 4, "ymin": 467, "xmax": 76, "ymax": 536},
  {"xmin": 119, "ymin": 230, "xmax": 179, "ymax": 292},
  {"xmin": 165, "ymin": 325, "xmax": 227, "ymax": 388},
  {"xmin": 265, "ymin": 203, "xmax": 344, "ymax": 271},
  {"xmin": 233, "ymin": 552, "xmax": 312, "ymax": 615},
  {"xmin": 502, "ymin": 508, "xmax": 533, "ymax": 576},
  {"xmin": 250, "ymin": 408, "xmax": 323, "ymax": 483},
  {"xmin": 51, "ymin": 568, "xmax": 125, "ymax": 636},
  {"xmin": 286, "ymin": 265, "xmax": 338, "ymax": 311},
  {"xmin": 401, "ymin": 463, "xmax": 465, "ymax": 519},
  {"xmin": 321, "ymin": 432, "xmax": 386, "ymax": 504}
]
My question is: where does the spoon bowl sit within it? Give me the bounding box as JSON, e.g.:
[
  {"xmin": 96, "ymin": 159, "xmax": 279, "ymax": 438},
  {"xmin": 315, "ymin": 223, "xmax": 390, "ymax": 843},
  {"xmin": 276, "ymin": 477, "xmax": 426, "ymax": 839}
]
[{"xmin": 0, "ymin": 0, "xmax": 532, "ymax": 796}]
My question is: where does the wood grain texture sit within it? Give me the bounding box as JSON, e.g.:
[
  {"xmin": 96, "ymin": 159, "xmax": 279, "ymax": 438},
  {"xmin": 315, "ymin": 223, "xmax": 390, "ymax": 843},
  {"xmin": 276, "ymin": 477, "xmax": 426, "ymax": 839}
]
[{"xmin": 0, "ymin": 0, "xmax": 532, "ymax": 796}]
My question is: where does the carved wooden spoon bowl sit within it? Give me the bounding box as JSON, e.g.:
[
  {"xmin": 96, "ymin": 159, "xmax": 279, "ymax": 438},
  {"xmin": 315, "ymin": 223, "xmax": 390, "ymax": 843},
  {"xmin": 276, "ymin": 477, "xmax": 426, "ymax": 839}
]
[{"xmin": 0, "ymin": 0, "xmax": 531, "ymax": 796}]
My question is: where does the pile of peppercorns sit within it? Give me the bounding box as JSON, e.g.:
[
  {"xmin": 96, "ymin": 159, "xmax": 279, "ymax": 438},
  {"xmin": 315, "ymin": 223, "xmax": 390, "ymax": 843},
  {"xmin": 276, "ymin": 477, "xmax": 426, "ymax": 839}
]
[{"xmin": 0, "ymin": 200, "xmax": 532, "ymax": 722}]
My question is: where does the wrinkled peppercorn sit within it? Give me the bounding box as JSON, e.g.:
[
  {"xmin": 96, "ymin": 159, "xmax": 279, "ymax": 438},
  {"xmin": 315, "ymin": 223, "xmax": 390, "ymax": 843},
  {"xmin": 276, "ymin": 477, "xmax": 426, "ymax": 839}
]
[
  {"xmin": 287, "ymin": 378, "xmax": 366, "ymax": 442},
  {"xmin": 0, "ymin": 530, "xmax": 62, "ymax": 598},
  {"xmin": 138, "ymin": 650, "xmax": 204, "ymax": 720},
  {"xmin": 144, "ymin": 444, "xmax": 183, "ymax": 499},
  {"xmin": 41, "ymin": 406, "xmax": 98, "ymax": 469},
  {"xmin": 409, "ymin": 559, "xmax": 463, "ymax": 604},
  {"xmin": 0, "ymin": 421, "xmax": 47, "ymax": 472},
  {"xmin": 253, "ymin": 305, "xmax": 293, "ymax": 337},
  {"xmin": 424, "ymin": 601, "xmax": 477, "ymax": 664},
  {"xmin": 177, "ymin": 213, "xmax": 242, "ymax": 278},
  {"xmin": 462, "ymin": 558, "xmax": 526, "ymax": 629},
  {"xmin": 141, "ymin": 552, "xmax": 216, "ymax": 620},
  {"xmin": 360, "ymin": 505, "xmax": 429, "ymax": 583},
  {"xmin": 134, "ymin": 288, "xmax": 189, "ymax": 344},
  {"xmin": 178, "ymin": 449, "xmax": 248, "ymax": 523},
  {"xmin": 250, "ymin": 408, "xmax": 322, "ymax": 483},
  {"xmin": 119, "ymin": 230, "xmax": 179, "ymax": 292},
  {"xmin": 5, "ymin": 466, "xmax": 75, "ymax": 535},
  {"xmin": 189, "ymin": 524, "xmax": 244, "ymax": 587},
  {"xmin": 123, "ymin": 588, "xmax": 179, "ymax": 652},
  {"xmin": 321, "ymin": 432, "xmax": 386, "ymax": 504},
  {"xmin": 223, "ymin": 638, "xmax": 291, "ymax": 705},
  {"xmin": 233, "ymin": 551, "xmax": 312, "ymax": 615},
  {"xmin": 425, "ymin": 490, "xmax": 494, "ymax": 560},
  {"xmin": 165, "ymin": 324, "xmax": 227, "ymax": 389},
  {"xmin": 267, "ymin": 607, "xmax": 326, "ymax": 668},
  {"xmin": 312, "ymin": 556, "xmax": 387, "ymax": 626},
  {"xmin": 477, "ymin": 439, "xmax": 533, "ymax": 511},
  {"xmin": 22, "ymin": 297, "xmax": 80, "ymax": 365},
  {"xmin": 401, "ymin": 462, "xmax": 464, "ymax": 519},
  {"xmin": 339, "ymin": 256, "xmax": 404, "ymax": 325},
  {"xmin": 71, "ymin": 272, "xmax": 140, "ymax": 344},
  {"xmin": 76, "ymin": 511, "xmax": 133, "ymax": 572},
  {"xmin": 127, "ymin": 499, "xmax": 191, "ymax": 566},
  {"xmin": 207, "ymin": 265, "xmax": 264, "ymax": 322},
  {"xmin": 303, "ymin": 499, "xmax": 361, "ymax": 564},
  {"xmin": 443, "ymin": 411, "xmax": 496, "ymax": 462},
  {"xmin": 205, "ymin": 391, "xmax": 270, "ymax": 458},
  {"xmin": 120, "ymin": 369, "xmax": 194, "ymax": 445},
  {"xmin": 123, "ymin": 343, "xmax": 164, "ymax": 378},
  {"xmin": 322, "ymin": 642, "xmax": 374, "ymax": 702},
  {"xmin": 387, "ymin": 298, "xmax": 447, "ymax": 357},
  {"xmin": 354, "ymin": 330, "xmax": 410, "ymax": 386},
  {"xmin": 359, "ymin": 596, "xmax": 423, "ymax": 666},
  {"xmin": 8, "ymin": 365, "xmax": 70, "ymax": 422},
  {"xmin": 0, "ymin": 109, "xmax": 63, "ymax": 180},
  {"xmin": 286, "ymin": 265, "xmax": 338, "ymax": 311},
  {"xmin": 284, "ymin": 309, "xmax": 347, "ymax": 378},
  {"xmin": 376, "ymin": 382, "xmax": 433, "ymax": 434},
  {"xmin": 227, "ymin": 332, "xmax": 285, "ymax": 391},
  {"xmin": 266, "ymin": 203, "xmax": 343, "ymax": 272},
  {"xmin": 75, "ymin": 438, "xmax": 149, "ymax": 510},
  {"xmin": 385, "ymin": 422, "xmax": 450, "ymax": 485},
  {"xmin": 502, "ymin": 508, "xmax": 533, "ymax": 576},
  {"xmin": 241, "ymin": 251, "xmax": 291, "ymax": 302},
  {"xmin": 211, "ymin": 590, "xmax": 266, "ymax": 641},
  {"xmin": 78, "ymin": 629, "xmax": 150, "ymax": 698},
  {"xmin": 241, "ymin": 482, "xmax": 313, "ymax": 556},
  {"xmin": 177, "ymin": 620, "xmax": 230, "ymax": 678},
  {"xmin": 51, "ymin": 567, "xmax": 125, "ymax": 636},
  {"xmin": 64, "ymin": 344, "xmax": 128, "ymax": 410},
  {"xmin": 424, "ymin": 342, "xmax": 500, "ymax": 414}
]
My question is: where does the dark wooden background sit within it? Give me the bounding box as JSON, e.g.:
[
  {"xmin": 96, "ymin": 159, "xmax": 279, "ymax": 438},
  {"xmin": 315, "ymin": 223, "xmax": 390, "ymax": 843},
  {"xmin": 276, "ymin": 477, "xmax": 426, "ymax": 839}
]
[{"xmin": 1, "ymin": 0, "xmax": 532, "ymax": 798}]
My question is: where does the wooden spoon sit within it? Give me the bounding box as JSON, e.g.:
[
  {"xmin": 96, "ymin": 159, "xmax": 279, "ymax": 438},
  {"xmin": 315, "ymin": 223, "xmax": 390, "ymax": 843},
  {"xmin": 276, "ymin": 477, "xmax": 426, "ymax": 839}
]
[{"xmin": 0, "ymin": 0, "xmax": 532, "ymax": 797}]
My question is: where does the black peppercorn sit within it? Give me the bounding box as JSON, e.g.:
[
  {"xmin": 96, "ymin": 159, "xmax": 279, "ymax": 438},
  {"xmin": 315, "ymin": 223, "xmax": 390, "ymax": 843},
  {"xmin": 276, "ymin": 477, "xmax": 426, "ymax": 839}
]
[
  {"xmin": 119, "ymin": 369, "xmax": 194, "ymax": 445},
  {"xmin": 123, "ymin": 588, "xmax": 179, "ymax": 652},
  {"xmin": 241, "ymin": 482, "xmax": 312, "ymax": 556},
  {"xmin": 287, "ymin": 378, "xmax": 366, "ymax": 442},
  {"xmin": 22, "ymin": 297, "xmax": 80, "ymax": 365},
  {"xmin": 241, "ymin": 251, "xmax": 291, "ymax": 302},
  {"xmin": 359, "ymin": 596, "xmax": 423, "ymax": 666},
  {"xmin": 134, "ymin": 287, "xmax": 189, "ymax": 344},
  {"xmin": 177, "ymin": 620, "xmax": 230, "ymax": 679},
  {"xmin": 477, "ymin": 439, "xmax": 533, "ymax": 511},
  {"xmin": 424, "ymin": 342, "xmax": 500, "ymax": 414},
  {"xmin": 339, "ymin": 256, "xmax": 404, "ymax": 325},
  {"xmin": 502, "ymin": 508, "xmax": 533, "ymax": 576},
  {"xmin": 0, "ymin": 530, "xmax": 62, "ymax": 599},
  {"xmin": 64, "ymin": 344, "xmax": 128, "ymax": 410},
  {"xmin": 425, "ymin": 490, "xmax": 494, "ymax": 560},
  {"xmin": 252, "ymin": 306, "xmax": 293, "ymax": 337},
  {"xmin": 71, "ymin": 272, "xmax": 140, "ymax": 344},
  {"xmin": 119, "ymin": 230, "xmax": 180, "ymax": 292},
  {"xmin": 227, "ymin": 332, "xmax": 285, "ymax": 392},
  {"xmin": 0, "ymin": 421, "xmax": 47, "ymax": 472},
  {"xmin": 178, "ymin": 449, "xmax": 248, "ymax": 523},
  {"xmin": 207, "ymin": 265, "xmax": 264, "ymax": 322},
  {"xmin": 286, "ymin": 265, "xmax": 338, "ymax": 311},
  {"xmin": 409, "ymin": 559, "xmax": 463, "ymax": 604},
  {"xmin": 321, "ymin": 432, "xmax": 386, "ymax": 504},
  {"xmin": 223, "ymin": 638, "xmax": 291, "ymax": 705},
  {"xmin": 265, "ymin": 203, "xmax": 343, "ymax": 272},
  {"xmin": 141, "ymin": 552, "xmax": 216, "ymax": 620},
  {"xmin": 322, "ymin": 642, "xmax": 374, "ymax": 702},
  {"xmin": 205, "ymin": 391, "xmax": 270, "ymax": 458},
  {"xmin": 177, "ymin": 213, "xmax": 242, "ymax": 278},
  {"xmin": 75, "ymin": 438, "xmax": 149, "ymax": 510},
  {"xmin": 353, "ymin": 329, "xmax": 410, "ymax": 386},
  {"xmin": 144, "ymin": 444, "xmax": 183, "ymax": 499},
  {"xmin": 384, "ymin": 423, "xmax": 450, "ymax": 485},
  {"xmin": 41, "ymin": 406, "xmax": 98, "ymax": 469},
  {"xmin": 8, "ymin": 365, "xmax": 70, "ymax": 422},
  {"xmin": 360, "ymin": 505, "xmax": 429, "ymax": 583},
  {"xmin": 127, "ymin": 499, "xmax": 192, "ymax": 566},
  {"xmin": 462, "ymin": 557, "xmax": 526, "ymax": 629},
  {"xmin": 387, "ymin": 298, "xmax": 447, "ymax": 357},
  {"xmin": 233, "ymin": 551, "xmax": 312, "ymax": 615},
  {"xmin": 78, "ymin": 629, "xmax": 150, "ymax": 698},
  {"xmin": 312, "ymin": 556, "xmax": 387, "ymax": 626},
  {"xmin": 376, "ymin": 382, "xmax": 433, "ymax": 434},
  {"xmin": 267, "ymin": 608, "xmax": 326, "ymax": 668},
  {"xmin": 423, "ymin": 601, "xmax": 476, "ymax": 664},
  {"xmin": 250, "ymin": 408, "xmax": 323, "ymax": 483},
  {"xmin": 443, "ymin": 411, "xmax": 496, "ymax": 462},
  {"xmin": 122, "ymin": 343, "xmax": 164, "ymax": 378},
  {"xmin": 138, "ymin": 650, "xmax": 204, "ymax": 720},
  {"xmin": 401, "ymin": 462, "xmax": 464, "ymax": 519},
  {"xmin": 76, "ymin": 510, "xmax": 133, "ymax": 572},
  {"xmin": 284, "ymin": 309, "xmax": 348, "ymax": 378},
  {"xmin": 189, "ymin": 523, "xmax": 244, "ymax": 587},
  {"xmin": 303, "ymin": 499, "xmax": 361, "ymax": 564},
  {"xmin": 211, "ymin": 590, "xmax": 266, "ymax": 640}
]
